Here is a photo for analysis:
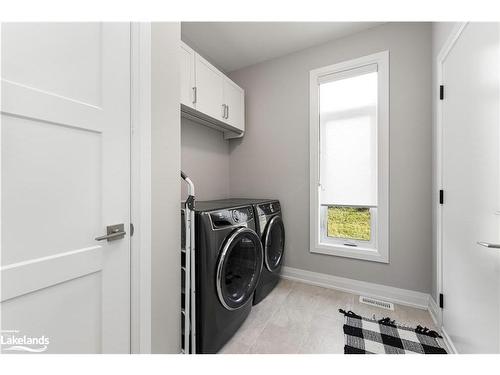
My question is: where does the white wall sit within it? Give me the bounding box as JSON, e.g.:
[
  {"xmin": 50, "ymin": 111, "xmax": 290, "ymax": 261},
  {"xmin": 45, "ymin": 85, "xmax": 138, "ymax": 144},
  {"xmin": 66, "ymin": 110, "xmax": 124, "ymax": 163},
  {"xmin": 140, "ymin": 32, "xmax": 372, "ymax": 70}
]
[
  {"xmin": 431, "ymin": 22, "xmax": 459, "ymax": 301},
  {"xmin": 229, "ymin": 23, "xmax": 433, "ymax": 293},
  {"xmin": 181, "ymin": 118, "xmax": 230, "ymax": 201},
  {"xmin": 150, "ymin": 22, "xmax": 181, "ymax": 353}
]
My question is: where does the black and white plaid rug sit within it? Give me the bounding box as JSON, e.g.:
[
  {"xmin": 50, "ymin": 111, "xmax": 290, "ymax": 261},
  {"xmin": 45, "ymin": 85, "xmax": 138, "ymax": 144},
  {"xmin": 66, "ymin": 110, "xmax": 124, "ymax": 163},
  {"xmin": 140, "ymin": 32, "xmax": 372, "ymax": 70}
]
[{"xmin": 339, "ymin": 309, "xmax": 447, "ymax": 354}]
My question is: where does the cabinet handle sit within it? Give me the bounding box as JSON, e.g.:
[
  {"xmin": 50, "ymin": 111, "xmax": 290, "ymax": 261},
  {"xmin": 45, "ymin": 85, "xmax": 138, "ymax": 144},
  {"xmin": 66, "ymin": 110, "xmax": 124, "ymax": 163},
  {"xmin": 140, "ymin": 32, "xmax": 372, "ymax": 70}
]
[
  {"xmin": 221, "ymin": 104, "xmax": 226, "ymax": 119},
  {"xmin": 226, "ymin": 105, "xmax": 229, "ymax": 119},
  {"xmin": 192, "ymin": 87, "xmax": 197, "ymax": 104}
]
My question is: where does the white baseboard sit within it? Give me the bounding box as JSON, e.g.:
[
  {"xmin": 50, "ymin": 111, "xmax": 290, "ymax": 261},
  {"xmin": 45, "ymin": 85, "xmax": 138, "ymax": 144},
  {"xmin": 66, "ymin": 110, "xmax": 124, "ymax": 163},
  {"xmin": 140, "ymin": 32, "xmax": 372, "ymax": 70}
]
[
  {"xmin": 281, "ymin": 266, "xmax": 430, "ymax": 310},
  {"xmin": 441, "ymin": 327, "xmax": 458, "ymax": 354},
  {"xmin": 281, "ymin": 266, "xmax": 461, "ymax": 353},
  {"xmin": 428, "ymin": 297, "xmax": 460, "ymax": 354},
  {"xmin": 428, "ymin": 297, "xmax": 459, "ymax": 353},
  {"xmin": 428, "ymin": 296, "xmax": 442, "ymax": 327}
]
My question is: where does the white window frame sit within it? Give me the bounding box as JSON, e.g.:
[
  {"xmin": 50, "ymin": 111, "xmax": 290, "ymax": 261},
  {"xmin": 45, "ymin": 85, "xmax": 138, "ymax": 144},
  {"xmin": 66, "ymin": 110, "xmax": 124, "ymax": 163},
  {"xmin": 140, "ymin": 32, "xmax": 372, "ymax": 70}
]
[{"xmin": 309, "ymin": 51, "xmax": 390, "ymax": 263}]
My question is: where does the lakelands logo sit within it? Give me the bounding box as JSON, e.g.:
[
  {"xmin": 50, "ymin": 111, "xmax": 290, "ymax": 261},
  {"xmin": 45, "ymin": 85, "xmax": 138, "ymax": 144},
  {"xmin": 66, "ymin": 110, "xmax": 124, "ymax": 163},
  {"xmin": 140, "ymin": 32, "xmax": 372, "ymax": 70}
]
[{"xmin": 1, "ymin": 330, "xmax": 50, "ymax": 353}]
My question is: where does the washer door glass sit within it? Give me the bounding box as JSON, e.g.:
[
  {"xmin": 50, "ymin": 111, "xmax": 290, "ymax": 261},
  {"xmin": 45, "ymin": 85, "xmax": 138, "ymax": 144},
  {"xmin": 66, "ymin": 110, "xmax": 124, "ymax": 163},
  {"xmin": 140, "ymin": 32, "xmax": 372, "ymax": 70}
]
[
  {"xmin": 217, "ymin": 228, "xmax": 263, "ymax": 310},
  {"xmin": 264, "ymin": 216, "xmax": 285, "ymax": 272}
]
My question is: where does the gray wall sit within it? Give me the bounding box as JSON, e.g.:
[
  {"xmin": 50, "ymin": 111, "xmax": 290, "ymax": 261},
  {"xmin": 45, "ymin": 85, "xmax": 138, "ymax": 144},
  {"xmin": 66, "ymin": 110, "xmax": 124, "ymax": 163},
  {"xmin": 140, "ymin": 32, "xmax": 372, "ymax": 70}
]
[
  {"xmin": 229, "ymin": 22, "xmax": 433, "ymax": 293},
  {"xmin": 151, "ymin": 22, "xmax": 181, "ymax": 353},
  {"xmin": 181, "ymin": 118, "xmax": 230, "ymax": 201},
  {"xmin": 431, "ymin": 22, "xmax": 459, "ymax": 301}
]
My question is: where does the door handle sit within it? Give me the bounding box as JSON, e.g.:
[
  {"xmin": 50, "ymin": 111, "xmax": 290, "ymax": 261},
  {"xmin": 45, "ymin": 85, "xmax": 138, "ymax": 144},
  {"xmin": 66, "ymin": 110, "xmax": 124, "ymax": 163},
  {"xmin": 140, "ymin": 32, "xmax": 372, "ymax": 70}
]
[
  {"xmin": 477, "ymin": 241, "xmax": 500, "ymax": 249},
  {"xmin": 95, "ymin": 224, "xmax": 126, "ymax": 242},
  {"xmin": 221, "ymin": 104, "xmax": 226, "ymax": 119}
]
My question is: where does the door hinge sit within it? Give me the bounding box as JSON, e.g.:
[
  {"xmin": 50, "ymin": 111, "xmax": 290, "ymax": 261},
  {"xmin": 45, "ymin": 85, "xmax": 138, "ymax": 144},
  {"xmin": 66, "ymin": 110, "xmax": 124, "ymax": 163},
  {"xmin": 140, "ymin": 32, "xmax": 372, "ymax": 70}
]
[
  {"xmin": 439, "ymin": 293, "xmax": 444, "ymax": 309},
  {"xmin": 439, "ymin": 189, "xmax": 444, "ymax": 205},
  {"xmin": 439, "ymin": 85, "xmax": 444, "ymax": 100},
  {"xmin": 130, "ymin": 223, "xmax": 135, "ymax": 237}
]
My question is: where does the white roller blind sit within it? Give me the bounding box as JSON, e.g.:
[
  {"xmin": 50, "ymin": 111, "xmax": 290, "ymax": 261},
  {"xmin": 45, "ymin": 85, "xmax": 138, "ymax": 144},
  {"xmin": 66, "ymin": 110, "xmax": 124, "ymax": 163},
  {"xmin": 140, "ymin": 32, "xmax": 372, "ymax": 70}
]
[{"xmin": 319, "ymin": 68, "xmax": 378, "ymax": 207}]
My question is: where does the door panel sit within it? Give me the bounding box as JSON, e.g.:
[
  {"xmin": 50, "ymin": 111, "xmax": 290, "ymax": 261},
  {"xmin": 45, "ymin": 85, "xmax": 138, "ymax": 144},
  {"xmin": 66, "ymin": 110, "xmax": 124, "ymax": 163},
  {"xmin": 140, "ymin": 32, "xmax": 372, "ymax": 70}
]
[
  {"xmin": 195, "ymin": 54, "xmax": 224, "ymax": 121},
  {"xmin": 2, "ymin": 273, "xmax": 102, "ymax": 353},
  {"xmin": 180, "ymin": 42, "xmax": 195, "ymax": 109},
  {"xmin": 1, "ymin": 23, "xmax": 131, "ymax": 353},
  {"xmin": 442, "ymin": 23, "xmax": 500, "ymax": 353},
  {"xmin": 2, "ymin": 115, "xmax": 101, "ymax": 265},
  {"xmin": 2, "ymin": 23, "xmax": 102, "ymax": 106},
  {"xmin": 223, "ymin": 79, "xmax": 244, "ymax": 131}
]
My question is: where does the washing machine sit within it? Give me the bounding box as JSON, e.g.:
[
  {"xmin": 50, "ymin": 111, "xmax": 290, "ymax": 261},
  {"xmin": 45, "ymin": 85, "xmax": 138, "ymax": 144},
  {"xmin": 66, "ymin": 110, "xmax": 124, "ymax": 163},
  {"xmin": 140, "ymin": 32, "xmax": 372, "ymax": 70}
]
[
  {"xmin": 251, "ymin": 200, "xmax": 285, "ymax": 305},
  {"xmin": 194, "ymin": 200, "xmax": 264, "ymax": 353},
  {"xmin": 195, "ymin": 199, "xmax": 286, "ymax": 305}
]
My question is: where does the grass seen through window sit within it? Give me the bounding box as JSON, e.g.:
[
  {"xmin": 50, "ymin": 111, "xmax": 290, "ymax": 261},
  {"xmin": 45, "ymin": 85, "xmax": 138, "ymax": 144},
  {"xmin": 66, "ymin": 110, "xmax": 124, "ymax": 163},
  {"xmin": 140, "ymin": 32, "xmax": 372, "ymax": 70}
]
[{"xmin": 327, "ymin": 206, "xmax": 371, "ymax": 241}]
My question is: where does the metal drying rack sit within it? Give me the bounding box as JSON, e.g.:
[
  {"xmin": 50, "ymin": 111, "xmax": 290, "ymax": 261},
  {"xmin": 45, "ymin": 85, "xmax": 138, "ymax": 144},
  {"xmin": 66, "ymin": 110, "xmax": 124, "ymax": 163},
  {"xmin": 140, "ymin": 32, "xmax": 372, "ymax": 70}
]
[{"xmin": 181, "ymin": 171, "xmax": 196, "ymax": 354}]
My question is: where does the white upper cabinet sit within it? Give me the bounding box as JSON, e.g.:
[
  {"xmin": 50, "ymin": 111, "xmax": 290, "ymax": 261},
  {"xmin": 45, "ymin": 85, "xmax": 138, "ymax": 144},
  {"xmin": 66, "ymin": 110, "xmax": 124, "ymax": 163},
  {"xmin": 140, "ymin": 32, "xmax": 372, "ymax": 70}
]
[
  {"xmin": 180, "ymin": 41, "xmax": 245, "ymax": 137},
  {"xmin": 180, "ymin": 42, "xmax": 195, "ymax": 109},
  {"xmin": 194, "ymin": 53, "xmax": 225, "ymax": 122},
  {"xmin": 223, "ymin": 79, "xmax": 244, "ymax": 132}
]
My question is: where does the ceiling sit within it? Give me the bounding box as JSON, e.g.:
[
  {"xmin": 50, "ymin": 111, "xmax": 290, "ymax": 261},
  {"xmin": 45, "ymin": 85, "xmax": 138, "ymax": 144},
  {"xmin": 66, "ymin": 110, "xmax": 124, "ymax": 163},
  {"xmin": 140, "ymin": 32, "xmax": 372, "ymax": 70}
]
[{"xmin": 181, "ymin": 22, "xmax": 385, "ymax": 73}]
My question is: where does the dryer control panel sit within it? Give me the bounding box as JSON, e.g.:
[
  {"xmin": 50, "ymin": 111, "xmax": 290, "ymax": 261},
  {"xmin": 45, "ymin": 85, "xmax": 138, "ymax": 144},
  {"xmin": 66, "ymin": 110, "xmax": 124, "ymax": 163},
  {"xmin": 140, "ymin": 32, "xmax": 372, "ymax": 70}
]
[
  {"xmin": 257, "ymin": 201, "xmax": 281, "ymax": 217},
  {"xmin": 210, "ymin": 207, "xmax": 254, "ymax": 229}
]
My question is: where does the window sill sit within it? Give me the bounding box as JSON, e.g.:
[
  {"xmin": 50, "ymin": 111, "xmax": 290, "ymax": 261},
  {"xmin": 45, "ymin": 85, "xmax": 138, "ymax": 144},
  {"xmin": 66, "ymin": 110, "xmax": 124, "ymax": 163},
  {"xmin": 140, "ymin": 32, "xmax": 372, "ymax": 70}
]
[{"xmin": 310, "ymin": 243, "xmax": 389, "ymax": 263}]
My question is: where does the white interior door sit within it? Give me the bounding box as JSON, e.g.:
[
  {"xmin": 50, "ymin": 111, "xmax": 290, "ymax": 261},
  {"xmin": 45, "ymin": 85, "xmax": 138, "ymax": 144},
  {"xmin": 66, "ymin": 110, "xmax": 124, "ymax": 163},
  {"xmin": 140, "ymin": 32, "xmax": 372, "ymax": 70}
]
[
  {"xmin": 441, "ymin": 22, "xmax": 500, "ymax": 353},
  {"xmin": 1, "ymin": 23, "xmax": 131, "ymax": 353}
]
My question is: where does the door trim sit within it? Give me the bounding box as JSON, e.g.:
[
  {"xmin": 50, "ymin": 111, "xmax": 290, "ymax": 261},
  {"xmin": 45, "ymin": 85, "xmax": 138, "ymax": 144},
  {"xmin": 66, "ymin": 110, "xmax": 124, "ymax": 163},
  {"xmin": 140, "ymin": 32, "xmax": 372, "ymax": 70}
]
[
  {"xmin": 435, "ymin": 22, "xmax": 467, "ymax": 344},
  {"xmin": 0, "ymin": 24, "xmax": 3, "ymax": 327},
  {"xmin": 130, "ymin": 22, "xmax": 152, "ymax": 354}
]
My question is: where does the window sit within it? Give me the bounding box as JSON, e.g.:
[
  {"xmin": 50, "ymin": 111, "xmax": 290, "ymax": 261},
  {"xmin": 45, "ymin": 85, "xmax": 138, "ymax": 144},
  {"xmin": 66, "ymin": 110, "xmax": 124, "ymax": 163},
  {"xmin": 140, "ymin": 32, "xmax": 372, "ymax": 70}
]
[{"xmin": 309, "ymin": 51, "xmax": 389, "ymax": 263}]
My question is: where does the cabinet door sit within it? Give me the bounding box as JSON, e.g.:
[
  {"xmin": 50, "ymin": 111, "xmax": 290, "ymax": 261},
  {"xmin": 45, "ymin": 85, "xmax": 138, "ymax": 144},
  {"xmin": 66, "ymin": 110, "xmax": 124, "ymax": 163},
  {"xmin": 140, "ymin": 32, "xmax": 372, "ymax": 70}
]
[
  {"xmin": 223, "ymin": 79, "xmax": 244, "ymax": 132},
  {"xmin": 195, "ymin": 54, "xmax": 224, "ymax": 121},
  {"xmin": 180, "ymin": 42, "xmax": 195, "ymax": 109}
]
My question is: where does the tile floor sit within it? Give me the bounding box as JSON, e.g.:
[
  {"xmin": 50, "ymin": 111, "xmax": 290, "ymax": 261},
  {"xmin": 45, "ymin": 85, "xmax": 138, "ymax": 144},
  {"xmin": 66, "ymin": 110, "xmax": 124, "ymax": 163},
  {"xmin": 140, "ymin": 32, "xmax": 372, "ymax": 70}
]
[{"xmin": 219, "ymin": 279, "xmax": 438, "ymax": 354}]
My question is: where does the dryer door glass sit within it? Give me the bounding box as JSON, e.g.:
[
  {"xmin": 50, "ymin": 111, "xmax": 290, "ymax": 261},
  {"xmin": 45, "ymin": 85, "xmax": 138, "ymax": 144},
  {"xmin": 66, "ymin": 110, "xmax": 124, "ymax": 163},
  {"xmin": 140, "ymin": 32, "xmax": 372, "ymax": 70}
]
[
  {"xmin": 264, "ymin": 216, "xmax": 285, "ymax": 272},
  {"xmin": 217, "ymin": 228, "xmax": 263, "ymax": 310}
]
